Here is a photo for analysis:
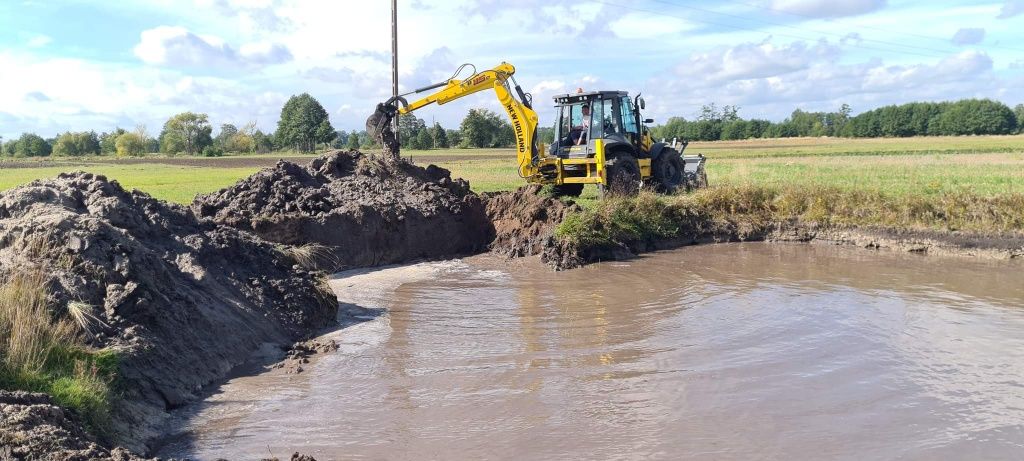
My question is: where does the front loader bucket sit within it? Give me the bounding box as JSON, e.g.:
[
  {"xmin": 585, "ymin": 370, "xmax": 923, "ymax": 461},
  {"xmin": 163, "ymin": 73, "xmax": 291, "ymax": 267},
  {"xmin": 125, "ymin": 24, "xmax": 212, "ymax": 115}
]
[{"xmin": 682, "ymin": 154, "xmax": 708, "ymax": 190}]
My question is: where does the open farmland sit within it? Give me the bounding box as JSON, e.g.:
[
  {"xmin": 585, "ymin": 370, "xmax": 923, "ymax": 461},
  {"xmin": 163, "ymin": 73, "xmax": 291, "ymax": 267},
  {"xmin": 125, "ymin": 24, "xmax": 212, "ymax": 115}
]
[{"xmin": 0, "ymin": 136, "xmax": 1022, "ymax": 204}]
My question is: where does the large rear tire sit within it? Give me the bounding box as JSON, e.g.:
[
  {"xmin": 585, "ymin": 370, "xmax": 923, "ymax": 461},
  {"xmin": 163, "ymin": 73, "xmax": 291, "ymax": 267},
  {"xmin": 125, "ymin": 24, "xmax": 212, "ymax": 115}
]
[
  {"xmin": 603, "ymin": 154, "xmax": 642, "ymax": 196},
  {"xmin": 651, "ymin": 149, "xmax": 685, "ymax": 193}
]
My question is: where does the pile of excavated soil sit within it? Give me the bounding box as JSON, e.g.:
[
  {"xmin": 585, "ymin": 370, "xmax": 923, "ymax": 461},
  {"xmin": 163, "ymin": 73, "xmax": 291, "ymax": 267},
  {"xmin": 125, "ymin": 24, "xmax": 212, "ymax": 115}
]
[
  {"xmin": 193, "ymin": 150, "xmax": 493, "ymax": 271},
  {"xmin": 0, "ymin": 172, "xmax": 339, "ymax": 453},
  {"xmin": 483, "ymin": 185, "xmax": 581, "ymax": 259},
  {"xmin": 0, "ymin": 391, "xmax": 152, "ymax": 460}
]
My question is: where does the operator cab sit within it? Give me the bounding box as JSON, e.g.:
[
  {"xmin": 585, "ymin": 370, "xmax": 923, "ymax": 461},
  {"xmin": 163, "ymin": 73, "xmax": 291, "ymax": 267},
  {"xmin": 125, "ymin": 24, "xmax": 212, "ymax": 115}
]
[{"xmin": 549, "ymin": 90, "xmax": 651, "ymax": 159}]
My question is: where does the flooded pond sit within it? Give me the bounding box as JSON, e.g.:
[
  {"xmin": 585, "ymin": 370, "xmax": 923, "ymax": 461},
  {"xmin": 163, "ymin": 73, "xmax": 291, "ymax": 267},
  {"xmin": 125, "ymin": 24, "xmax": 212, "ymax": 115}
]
[{"xmin": 158, "ymin": 244, "xmax": 1024, "ymax": 460}]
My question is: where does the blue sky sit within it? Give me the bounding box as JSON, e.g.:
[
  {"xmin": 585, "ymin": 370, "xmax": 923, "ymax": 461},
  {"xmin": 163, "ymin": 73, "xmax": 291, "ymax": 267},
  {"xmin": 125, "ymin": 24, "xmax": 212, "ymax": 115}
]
[{"xmin": 1, "ymin": 0, "xmax": 1023, "ymax": 139}]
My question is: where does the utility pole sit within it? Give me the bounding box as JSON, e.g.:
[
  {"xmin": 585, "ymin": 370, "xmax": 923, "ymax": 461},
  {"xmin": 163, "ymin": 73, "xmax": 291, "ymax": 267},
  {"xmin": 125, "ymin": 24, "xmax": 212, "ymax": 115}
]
[{"xmin": 391, "ymin": 0, "xmax": 399, "ymax": 147}]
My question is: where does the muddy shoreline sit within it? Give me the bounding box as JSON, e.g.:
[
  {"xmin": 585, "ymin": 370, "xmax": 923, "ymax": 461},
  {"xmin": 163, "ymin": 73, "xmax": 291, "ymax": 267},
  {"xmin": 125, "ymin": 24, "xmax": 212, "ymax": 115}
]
[{"xmin": 583, "ymin": 224, "xmax": 1024, "ymax": 267}]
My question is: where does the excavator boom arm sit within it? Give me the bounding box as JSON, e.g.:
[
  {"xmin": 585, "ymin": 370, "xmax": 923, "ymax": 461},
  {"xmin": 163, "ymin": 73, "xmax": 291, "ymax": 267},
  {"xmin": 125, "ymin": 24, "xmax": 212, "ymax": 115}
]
[{"xmin": 368, "ymin": 62, "xmax": 540, "ymax": 175}]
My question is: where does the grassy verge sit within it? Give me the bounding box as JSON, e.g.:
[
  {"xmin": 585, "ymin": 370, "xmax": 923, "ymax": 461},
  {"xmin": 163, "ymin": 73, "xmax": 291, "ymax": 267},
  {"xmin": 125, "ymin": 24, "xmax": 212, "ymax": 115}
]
[
  {"xmin": 0, "ymin": 271, "xmax": 118, "ymax": 438},
  {"xmin": 555, "ymin": 185, "xmax": 1024, "ymax": 251}
]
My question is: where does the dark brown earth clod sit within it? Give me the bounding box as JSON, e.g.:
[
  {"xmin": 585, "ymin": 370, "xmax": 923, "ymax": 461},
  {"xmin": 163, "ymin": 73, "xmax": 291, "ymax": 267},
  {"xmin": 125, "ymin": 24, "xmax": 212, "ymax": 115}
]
[
  {"xmin": 272, "ymin": 339, "xmax": 340, "ymax": 374},
  {"xmin": 0, "ymin": 391, "xmax": 154, "ymax": 461}
]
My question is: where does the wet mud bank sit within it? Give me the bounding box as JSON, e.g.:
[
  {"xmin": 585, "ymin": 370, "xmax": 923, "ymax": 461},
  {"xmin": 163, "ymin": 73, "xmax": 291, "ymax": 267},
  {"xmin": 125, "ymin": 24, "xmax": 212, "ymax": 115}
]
[{"xmin": 546, "ymin": 218, "xmax": 1024, "ymax": 270}]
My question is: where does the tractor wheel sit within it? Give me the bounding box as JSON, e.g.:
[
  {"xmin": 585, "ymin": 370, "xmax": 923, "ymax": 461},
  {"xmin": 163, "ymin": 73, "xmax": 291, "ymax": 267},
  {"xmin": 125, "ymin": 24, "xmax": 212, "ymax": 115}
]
[
  {"xmin": 603, "ymin": 154, "xmax": 642, "ymax": 196},
  {"xmin": 551, "ymin": 183, "xmax": 585, "ymax": 197},
  {"xmin": 651, "ymin": 148, "xmax": 685, "ymax": 193}
]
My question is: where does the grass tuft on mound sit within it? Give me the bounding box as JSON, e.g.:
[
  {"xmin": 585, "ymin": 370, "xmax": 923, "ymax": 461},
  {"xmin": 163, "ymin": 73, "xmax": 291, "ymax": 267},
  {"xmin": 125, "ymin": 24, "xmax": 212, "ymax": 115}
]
[{"xmin": 0, "ymin": 271, "xmax": 118, "ymax": 439}]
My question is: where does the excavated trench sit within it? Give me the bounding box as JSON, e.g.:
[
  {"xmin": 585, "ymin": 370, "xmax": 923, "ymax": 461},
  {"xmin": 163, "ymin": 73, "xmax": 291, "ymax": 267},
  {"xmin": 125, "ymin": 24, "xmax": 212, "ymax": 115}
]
[{"xmin": 2, "ymin": 150, "xmax": 1021, "ymax": 458}]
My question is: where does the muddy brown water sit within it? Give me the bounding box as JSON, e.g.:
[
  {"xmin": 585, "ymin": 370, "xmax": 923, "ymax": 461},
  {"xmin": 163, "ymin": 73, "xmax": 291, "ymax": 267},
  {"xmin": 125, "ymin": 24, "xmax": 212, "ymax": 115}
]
[{"xmin": 157, "ymin": 244, "xmax": 1024, "ymax": 460}]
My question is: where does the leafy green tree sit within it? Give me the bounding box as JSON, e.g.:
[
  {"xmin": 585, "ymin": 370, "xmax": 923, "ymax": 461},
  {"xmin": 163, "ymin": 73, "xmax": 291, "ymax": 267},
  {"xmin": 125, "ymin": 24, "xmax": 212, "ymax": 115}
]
[
  {"xmin": 536, "ymin": 126, "xmax": 554, "ymax": 145},
  {"xmin": 459, "ymin": 108, "xmax": 507, "ymax": 148},
  {"xmin": 397, "ymin": 115, "xmax": 427, "ymax": 149},
  {"xmin": 415, "ymin": 128, "xmax": 433, "ymax": 149},
  {"xmin": 114, "ymin": 132, "xmax": 146, "ymax": 157},
  {"xmin": 720, "ymin": 121, "xmax": 748, "ymax": 140},
  {"xmin": 429, "ymin": 122, "xmax": 449, "ymax": 148},
  {"xmin": 359, "ymin": 132, "xmax": 378, "ymax": 149},
  {"xmin": 52, "ymin": 131, "xmax": 100, "ymax": 156},
  {"xmin": 253, "ymin": 130, "xmax": 274, "ymax": 153},
  {"xmin": 215, "ymin": 124, "xmax": 239, "ymax": 149},
  {"xmin": 100, "ymin": 128, "xmax": 127, "ymax": 154},
  {"xmin": 161, "ymin": 113, "xmax": 213, "ymax": 155},
  {"xmin": 930, "ymin": 99, "xmax": 1016, "ymax": 135},
  {"xmin": 276, "ymin": 93, "xmax": 335, "ymax": 152},
  {"xmin": 331, "ymin": 130, "xmax": 349, "ymax": 149},
  {"xmin": 1014, "ymin": 104, "xmax": 1024, "ymax": 134},
  {"xmin": 2, "ymin": 139, "xmax": 17, "ymax": 156},
  {"xmin": 201, "ymin": 145, "xmax": 224, "ymax": 157},
  {"xmin": 14, "ymin": 133, "xmax": 51, "ymax": 157},
  {"xmin": 446, "ymin": 129, "xmax": 462, "ymax": 148},
  {"xmin": 346, "ymin": 132, "xmax": 360, "ymax": 150},
  {"xmin": 406, "ymin": 132, "xmax": 422, "ymax": 150},
  {"xmin": 314, "ymin": 119, "xmax": 336, "ymax": 151},
  {"xmin": 53, "ymin": 133, "xmax": 80, "ymax": 156}
]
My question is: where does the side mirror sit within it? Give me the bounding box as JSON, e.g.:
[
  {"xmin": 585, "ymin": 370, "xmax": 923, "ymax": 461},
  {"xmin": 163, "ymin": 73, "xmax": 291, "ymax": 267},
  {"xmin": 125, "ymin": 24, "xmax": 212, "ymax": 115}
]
[
  {"xmin": 644, "ymin": 118, "xmax": 654, "ymax": 124},
  {"xmin": 639, "ymin": 97, "xmax": 646, "ymax": 110}
]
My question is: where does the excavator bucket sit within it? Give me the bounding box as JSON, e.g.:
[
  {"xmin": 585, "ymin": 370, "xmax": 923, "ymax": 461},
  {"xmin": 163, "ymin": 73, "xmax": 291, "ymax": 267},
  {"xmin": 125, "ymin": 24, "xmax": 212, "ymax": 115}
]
[{"xmin": 366, "ymin": 102, "xmax": 400, "ymax": 156}]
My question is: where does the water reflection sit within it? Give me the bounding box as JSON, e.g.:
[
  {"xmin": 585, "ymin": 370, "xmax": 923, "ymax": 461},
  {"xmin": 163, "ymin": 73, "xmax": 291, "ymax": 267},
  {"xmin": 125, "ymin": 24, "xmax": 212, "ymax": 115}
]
[{"xmin": 160, "ymin": 244, "xmax": 1024, "ymax": 460}]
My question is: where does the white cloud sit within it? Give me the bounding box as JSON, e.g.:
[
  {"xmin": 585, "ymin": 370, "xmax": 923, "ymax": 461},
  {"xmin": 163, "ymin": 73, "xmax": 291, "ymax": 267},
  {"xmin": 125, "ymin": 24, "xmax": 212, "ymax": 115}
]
[
  {"xmin": 26, "ymin": 35, "xmax": 52, "ymax": 48},
  {"xmin": 0, "ymin": 50, "xmax": 285, "ymax": 137},
  {"xmin": 609, "ymin": 13, "xmax": 693, "ymax": 39},
  {"xmin": 998, "ymin": 0, "xmax": 1024, "ymax": 18},
  {"xmin": 951, "ymin": 28, "xmax": 985, "ymax": 46},
  {"xmin": 133, "ymin": 26, "xmax": 292, "ymax": 67},
  {"xmin": 678, "ymin": 40, "xmax": 840, "ymax": 83},
  {"xmin": 771, "ymin": 0, "xmax": 887, "ymax": 18},
  {"xmin": 648, "ymin": 41, "xmax": 1003, "ymax": 121}
]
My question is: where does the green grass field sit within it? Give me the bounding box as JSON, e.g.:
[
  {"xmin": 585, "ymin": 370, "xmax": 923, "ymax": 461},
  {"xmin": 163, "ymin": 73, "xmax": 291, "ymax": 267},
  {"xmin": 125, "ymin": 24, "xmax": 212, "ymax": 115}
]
[{"xmin": 0, "ymin": 136, "xmax": 1022, "ymax": 204}]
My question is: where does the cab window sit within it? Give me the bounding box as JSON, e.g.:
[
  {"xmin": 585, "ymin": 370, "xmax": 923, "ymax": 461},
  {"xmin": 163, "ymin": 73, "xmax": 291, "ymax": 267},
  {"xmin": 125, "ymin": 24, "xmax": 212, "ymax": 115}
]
[
  {"xmin": 620, "ymin": 96, "xmax": 638, "ymax": 134},
  {"xmin": 589, "ymin": 100, "xmax": 604, "ymax": 140},
  {"xmin": 599, "ymin": 98, "xmax": 618, "ymax": 135}
]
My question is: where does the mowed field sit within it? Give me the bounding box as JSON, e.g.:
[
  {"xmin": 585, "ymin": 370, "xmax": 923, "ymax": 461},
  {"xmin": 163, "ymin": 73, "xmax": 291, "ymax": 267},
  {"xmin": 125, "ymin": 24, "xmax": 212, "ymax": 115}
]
[{"xmin": 1, "ymin": 136, "xmax": 1022, "ymax": 204}]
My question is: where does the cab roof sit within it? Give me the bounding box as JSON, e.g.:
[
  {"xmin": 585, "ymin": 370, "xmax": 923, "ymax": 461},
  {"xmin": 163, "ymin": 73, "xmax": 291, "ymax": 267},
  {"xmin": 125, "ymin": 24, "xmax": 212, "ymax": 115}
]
[{"xmin": 552, "ymin": 90, "xmax": 629, "ymax": 105}]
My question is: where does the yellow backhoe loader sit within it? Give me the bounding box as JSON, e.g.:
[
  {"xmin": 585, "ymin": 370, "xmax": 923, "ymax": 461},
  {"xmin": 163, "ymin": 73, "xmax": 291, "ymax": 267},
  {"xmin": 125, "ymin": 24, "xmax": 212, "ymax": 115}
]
[{"xmin": 367, "ymin": 62, "xmax": 707, "ymax": 196}]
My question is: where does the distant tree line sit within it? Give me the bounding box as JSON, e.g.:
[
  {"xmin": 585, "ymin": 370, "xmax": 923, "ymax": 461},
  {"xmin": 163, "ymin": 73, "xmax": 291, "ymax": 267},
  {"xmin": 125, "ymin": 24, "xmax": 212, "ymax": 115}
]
[
  {"xmin": 652, "ymin": 99, "xmax": 1023, "ymax": 142},
  {"xmin": 3, "ymin": 98, "xmax": 1021, "ymax": 158},
  {"xmin": 1, "ymin": 92, "xmax": 336, "ymax": 158}
]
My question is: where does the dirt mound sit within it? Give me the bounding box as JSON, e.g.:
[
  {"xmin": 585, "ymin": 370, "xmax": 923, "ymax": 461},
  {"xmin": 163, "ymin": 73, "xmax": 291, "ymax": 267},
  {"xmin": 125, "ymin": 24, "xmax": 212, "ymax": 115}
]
[
  {"xmin": 192, "ymin": 150, "xmax": 493, "ymax": 271},
  {"xmin": 482, "ymin": 185, "xmax": 582, "ymax": 258},
  {"xmin": 0, "ymin": 172, "xmax": 338, "ymax": 453},
  {"xmin": 0, "ymin": 391, "xmax": 153, "ymax": 460}
]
